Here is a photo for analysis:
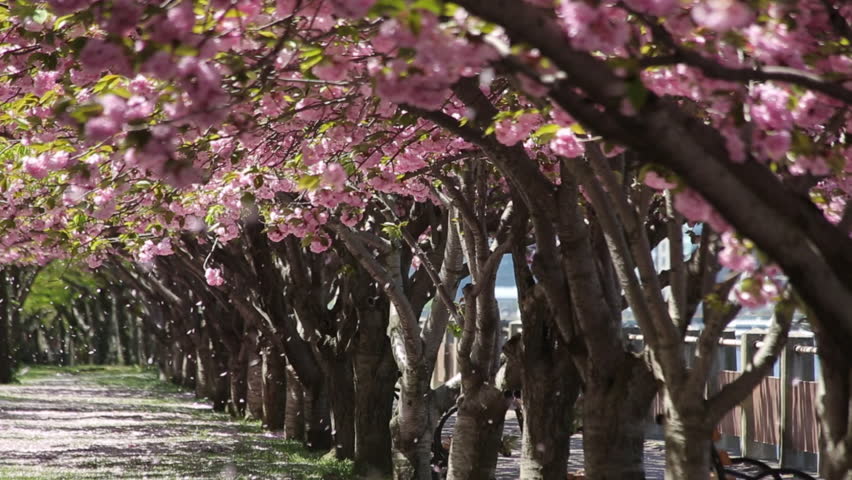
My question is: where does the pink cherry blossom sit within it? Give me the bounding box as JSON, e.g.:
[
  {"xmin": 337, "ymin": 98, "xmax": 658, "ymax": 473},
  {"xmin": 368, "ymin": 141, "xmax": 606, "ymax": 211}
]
[
  {"xmin": 46, "ymin": 0, "xmax": 93, "ymax": 14},
  {"xmin": 558, "ymin": 2, "xmax": 630, "ymax": 53},
  {"xmin": 549, "ymin": 128, "xmax": 585, "ymax": 158},
  {"xmin": 643, "ymin": 171, "xmax": 677, "ymax": 190},
  {"xmin": 205, "ymin": 267, "xmax": 225, "ymax": 286},
  {"xmin": 718, "ymin": 232, "xmax": 757, "ymax": 272},
  {"xmin": 691, "ymin": 0, "xmax": 754, "ymax": 31},
  {"xmin": 22, "ymin": 156, "xmax": 49, "ymax": 179},
  {"xmin": 495, "ymin": 113, "xmax": 540, "ymax": 146},
  {"xmin": 329, "ymin": 0, "xmax": 376, "ymax": 18},
  {"xmin": 79, "ymin": 39, "xmax": 130, "ymax": 75}
]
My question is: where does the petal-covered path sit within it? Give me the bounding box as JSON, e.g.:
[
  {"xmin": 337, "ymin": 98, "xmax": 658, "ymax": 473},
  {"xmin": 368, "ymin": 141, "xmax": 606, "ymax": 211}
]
[{"xmin": 0, "ymin": 366, "xmax": 351, "ymax": 479}]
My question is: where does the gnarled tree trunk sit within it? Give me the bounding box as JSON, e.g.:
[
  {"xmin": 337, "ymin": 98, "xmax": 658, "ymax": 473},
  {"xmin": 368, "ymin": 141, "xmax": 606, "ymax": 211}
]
[
  {"xmin": 327, "ymin": 350, "xmax": 356, "ymax": 459},
  {"xmin": 0, "ymin": 283, "xmax": 12, "ymax": 384},
  {"xmin": 446, "ymin": 384, "xmax": 508, "ymax": 480},
  {"xmin": 815, "ymin": 330, "xmax": 852, "ymax": 480},
  {"xmin": 516, "ymin": 310, "xmax": 581, "ymax": 479},
  {"xmin": 304, "ymin": 379, "xmax": 333, "ymax": 450},
  {"xmin": 228, "ymin": 334, "xmax": 249, "ymax": 418},
  {"xmin": 261, "ymin": 344, "xmax": 287, "ymax": 430},
  {"xmin": 353, "ymin": 296, "xmax": 397, "ymax": 476},
  {"xmin": 582, "ymin": 353, "xmax": 656, "ymax": 480},
  {"xmin": 662, "ymin": 411, "xmax": 712, "ymax": 480},
  {"xmin": 390, "ymin": 370, "xmax": 439, "ymax": 480},
  {"xmin": 285, "ymin": 365, "xmax": 306, "ymax": 441},
  {"xmin": 246, "ymin": 329, "xmax": 265, "ymax": 420}
]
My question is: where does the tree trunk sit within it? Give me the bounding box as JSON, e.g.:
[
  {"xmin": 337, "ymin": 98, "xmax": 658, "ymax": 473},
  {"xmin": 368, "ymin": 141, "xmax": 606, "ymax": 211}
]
[
  {"xmin": 305, "ymin": 379, "xmax": 333, "ymax": 451},
  {"xmin": 353, "ymin": 303, "xmax": 397, "ymax": 476},
  {"xmin": 446, "ymin": 384, "xmax": 508, "ymax": 480},
  {"xmin": 390, "ymin": 370, "xmax": 446, "ymax": 480},
  {"xmin": 815, "ymin": 331, "xmax": 852, "ymax": 480},
  {"xmin": 582, "ymin": 354, "xmax": 656, "ymax": 480},
  {"xmin": 286, "ymin": 365, "xmax": 306, "ymax": 441},
  {"xmin": 663, "ymin": 414, "xmax": 711, "ymax": 480},
  {"xmin": 228, "ymin": 338, "xmax": 249, "ymax": 418},
  {"xmin": 110, "ymin": 292, "xmax": 126, "ymax": 365},
  {"xmin": 93, "ymin": 296, "xmax": 111, "ymax": 365},
  {"xmin": 0, "ymin": 286, "xmax": 12, "ymax": 384},
  {"xmin": 205, "ymin": 323, "xmax": 231, "ymax": 412},
  {"xmin": 520, "ymin": 354, "xmax": 580, "ymax": 480},
  {"xmin": 509, "ymin": 281, "xmax": 582, "ymax": 480},
  {"xmin": 182, "ymin": 351, "xmax": 197, "ymax": 390},
  {"xmin": 246, "ymin": 330, "xmax": 265, "ymax": 420},
  {"xmin": 169, "ymin": 341, "xmax": 184, "ymax": 385},
  {"xmin": 328, "ymin": 351, "xmax": 356, "ymax": 459},
  {"xmin": 65, "ymin": 326, "xmax": 76, "ymax": 367},
  {"xmin": 262, "ymin": 344, "xmax": 287, "ymax": 430},
  {"xmin": 390, "ymin": 409, "xmax": 435, "ymax": 480},
  {"xmin": 195, "ymin": 344, "xmax": 211, "ymax": 400},
  {"xmin": 134, "ymin": 318, "xmax": 144, "ymax": 367}
]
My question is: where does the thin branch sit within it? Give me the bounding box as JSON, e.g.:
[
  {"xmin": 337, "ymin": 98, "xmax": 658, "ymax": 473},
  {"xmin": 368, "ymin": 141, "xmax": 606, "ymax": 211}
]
[
  {"xmin": 665, "ymin": 190, "xmax": 687, "ymax": 330},
  {"xmin": 684, "ymin": 274, "xmax": 741, "ymax": 399},
  {"xmin": 586, "ymin": 146, "xmax": 681, "ymax": 348},
  {"xmin": 375, "ymin": 194, "xmax": 465, "ymax": 326},
  {"xmin": 574, "ymin": 160, "xmax": 671, "ymax": 367}
]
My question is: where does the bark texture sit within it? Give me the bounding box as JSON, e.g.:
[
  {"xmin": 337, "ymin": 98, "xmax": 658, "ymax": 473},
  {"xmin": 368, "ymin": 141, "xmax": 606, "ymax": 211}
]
[
  {"xmin": 582, "ymin": 354, "xmax": 656, "ymax": 480},
  {"xmin": 816, "ymin": 330, "xmax": 852, "ymax": 480},
  {"xmin": 446, "ymin": 385, "xmax": 508, "ymax": 480},
  {"xmin": 261, "ymin": 344, "xmax": 287, "ymax": 430},
  {"xmin": 663, "ymin": 414, "xmax": 711, "ymax": 480},
  {"xmin": 285, "ymin": 365, "xmax": 306, "ymax": 441},
  {"xmin": 352, "ymin": 295, "xmax": 397, "ymax": 475}
]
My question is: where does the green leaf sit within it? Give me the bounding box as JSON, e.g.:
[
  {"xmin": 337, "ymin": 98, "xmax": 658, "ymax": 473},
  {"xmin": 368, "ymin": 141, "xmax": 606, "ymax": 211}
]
[
  {"xmin": 68, "ymin": 103, "xmax": 104, "ymax": 124},
  {"xmin": 532, "ymin": 123, "xmax": 560, "ymax": 143},
  {"xmin": 370, "ymin": 0, "xmax": 406, "ymax": 15},
  {"xmin": 381, "ymin": 221, "xmax": 404, "ymax": 240},
  {"xmin": 411, "ymin": 0, "xmax": 442, "ymax": 14},
  {"xmin": 205, "ymin": 205, "xmax": 226, "ymax": 225},
  {"xmin": 300, "ymin": 53, "xmax": 325, "ymax": 72},
  {"xmin": 626, "ymin": 80, "xmax": 648, "ymax": 111},
  {"xmin": 297, "ymin": 174, "xmax": 321, "ymax": 191},
  {"xmin": 31, "ymin": 8, "xmax": 49, "ymax": 23}
]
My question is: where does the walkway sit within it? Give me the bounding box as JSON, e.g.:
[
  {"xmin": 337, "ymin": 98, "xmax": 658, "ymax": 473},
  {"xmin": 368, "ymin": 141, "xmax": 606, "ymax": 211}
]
[
  {"xmin": 436, "ymin": 411, "xmax": 667, "ymax": 479},
  {"xmin": 0, "ymin": 366, "xmax": 350, "ymax": 479}
]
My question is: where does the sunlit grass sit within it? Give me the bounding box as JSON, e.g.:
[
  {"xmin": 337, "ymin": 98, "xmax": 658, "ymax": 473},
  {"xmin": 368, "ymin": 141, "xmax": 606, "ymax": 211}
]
[{"xmin": 0, "ymin": 365, "xmax": 353, "ymax": 479}]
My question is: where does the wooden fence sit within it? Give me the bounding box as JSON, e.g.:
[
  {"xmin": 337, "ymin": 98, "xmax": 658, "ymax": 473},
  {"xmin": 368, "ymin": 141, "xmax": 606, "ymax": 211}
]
[
  {"xmin": 630, "ymin": 329, "xmax": 821, "ymax": 473},
  {"xmin": 432, "ymin": 326, "xmax": 823, "ymax": 473}
]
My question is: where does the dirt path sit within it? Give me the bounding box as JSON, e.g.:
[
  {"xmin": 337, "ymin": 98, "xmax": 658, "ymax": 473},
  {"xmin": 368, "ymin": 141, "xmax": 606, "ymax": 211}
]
[{"xmin": 0, "ymin": 366, "xmax": 350, "ymax": 480}]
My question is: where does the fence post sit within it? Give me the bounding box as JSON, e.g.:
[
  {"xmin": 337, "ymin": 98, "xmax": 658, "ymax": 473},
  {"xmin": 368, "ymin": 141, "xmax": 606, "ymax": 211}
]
[
  {"xmin": 740, "ymin": 332, "xmax": 760, "ymax": 457},
  {"xmin": 684, "ymin": 327, "xmax": 700, "ymax": 368},
  {"xmin": 780, "ymin": 333, "xmax": 812, "ymax": 467},
  {"xmin": 707, "ymin": 331, "xmax": 736, "ymax": 397}
]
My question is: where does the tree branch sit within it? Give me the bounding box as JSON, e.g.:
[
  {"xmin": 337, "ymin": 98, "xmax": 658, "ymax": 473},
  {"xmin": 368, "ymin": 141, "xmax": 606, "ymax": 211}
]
[
  {"xmin": 707, "ymin": 300, "xmax": 794, "ymax": 423},
  {"xmin": 637, "ymin": 14, "xmax": 852, "ymax": 104}
]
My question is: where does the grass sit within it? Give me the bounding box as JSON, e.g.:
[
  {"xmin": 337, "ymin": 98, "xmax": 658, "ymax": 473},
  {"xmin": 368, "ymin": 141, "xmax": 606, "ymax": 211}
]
[{"xmin": 0, "ymin": 365, "xmax": 353, "ymax": 479}]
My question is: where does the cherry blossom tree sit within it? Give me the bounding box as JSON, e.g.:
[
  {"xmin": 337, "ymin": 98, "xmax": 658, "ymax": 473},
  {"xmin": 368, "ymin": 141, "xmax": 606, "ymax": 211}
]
[{"xmin": 0, "ymin": 0, "xmax": 850, "ymax": 478}]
